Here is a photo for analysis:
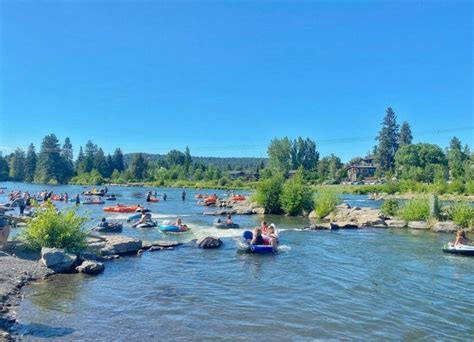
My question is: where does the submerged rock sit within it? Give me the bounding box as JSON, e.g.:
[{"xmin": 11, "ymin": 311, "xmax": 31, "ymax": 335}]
[
  {"xmin": 76, "ymin": 261, "xmax": 104, "ymax": 275},
  {"xmin": 41, "ymin": 247, "xmax": 78, "ymax": 273},
  {"xmin": 330, "ymin": 222, "xmax": 358, "ymax": 229},
  {"xmin": 304, "ymin": 223, "xmax": 331, "ymax": 230},
  {"xmin": 197, "ymin": 237, "xmax": 222, "ymax": 249}
]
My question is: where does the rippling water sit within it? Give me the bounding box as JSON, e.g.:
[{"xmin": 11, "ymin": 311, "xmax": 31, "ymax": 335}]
[{"xmin": 2, "ymin": 182, "xmax": 473, "ymax": 340}]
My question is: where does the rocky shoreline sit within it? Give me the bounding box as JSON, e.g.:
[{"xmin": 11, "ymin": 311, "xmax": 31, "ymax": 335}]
[{"xmin": 305, "ymin": 203, "xmax": 463, "ymax": 232}]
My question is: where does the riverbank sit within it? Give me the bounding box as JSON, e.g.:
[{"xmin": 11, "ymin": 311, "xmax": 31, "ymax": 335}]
[{"xmin": 0, "ymin": 245, "xmax": 53, "ymax": 341}]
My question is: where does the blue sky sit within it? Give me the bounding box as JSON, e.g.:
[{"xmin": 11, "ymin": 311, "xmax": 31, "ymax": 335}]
[{"xmin": 0, "ymin": 0, "xmax": 472, "ymax": 161}]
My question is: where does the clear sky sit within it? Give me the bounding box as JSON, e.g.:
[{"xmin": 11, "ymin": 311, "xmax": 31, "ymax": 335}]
[{"xmin": 0, "ymin": 0, "xmax": 472, "ymax": 161}]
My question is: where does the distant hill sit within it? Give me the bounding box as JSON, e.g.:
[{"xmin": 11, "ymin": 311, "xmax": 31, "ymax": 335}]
[{"xmin": 124, "ymin": 153, "xmax": 267, "ymax": 170}]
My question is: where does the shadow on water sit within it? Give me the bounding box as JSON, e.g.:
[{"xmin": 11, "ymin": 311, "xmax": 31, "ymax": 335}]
[{"xmin": 12, "ymin": 323, "xmax": 74, "ymax": 338}]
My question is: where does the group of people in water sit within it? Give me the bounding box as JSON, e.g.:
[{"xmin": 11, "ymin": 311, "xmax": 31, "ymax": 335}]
[{"xmin": 251, "ymin": 221, "xmax": 279, "ymax": 248}]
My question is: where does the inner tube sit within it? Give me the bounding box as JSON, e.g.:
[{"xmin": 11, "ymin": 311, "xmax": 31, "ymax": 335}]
[
  {"xmin": 92, "ymin": 223, "xmax": 123, "ymax": 233},
  {"xmin": 213, "ymin": 222, "xmax": 240, "ymax": 229},
  {"xmin": 237, "ymin": 230, "xmax": 276, "ymax": 254},
  {"xmin": 159, "ymin": 224, "xmax": 190, "ymax": 233},
  {"xmin": 442, "ymin": 243, "xmax": 474, "ymax": 256},
  {"xmin": 148, "ymin": 197, "xmax": 159, "ymax": 203},
  {"xmin": 136, "ymin": 221, "xmax": 157, "ymax": 228}
]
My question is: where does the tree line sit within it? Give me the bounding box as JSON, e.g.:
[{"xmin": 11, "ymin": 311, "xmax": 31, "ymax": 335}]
[{"xmin": 0, "ymin": 107, "xmax": 472, "ymax": 190}]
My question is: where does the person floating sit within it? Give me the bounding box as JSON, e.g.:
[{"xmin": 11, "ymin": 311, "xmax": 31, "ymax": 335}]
[
  {"xmin": 455, "ymin": 230, "xmax": 472, "ymax": 246},
  {"xmin": 251, "ymin": 228, "xmax": 265, "ymax": 245}
]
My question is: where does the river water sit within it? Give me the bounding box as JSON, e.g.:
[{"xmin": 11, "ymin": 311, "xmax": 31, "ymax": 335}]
[{"xmin": 1, "ymin": 182, "xmax": 473, "ymax": 340}]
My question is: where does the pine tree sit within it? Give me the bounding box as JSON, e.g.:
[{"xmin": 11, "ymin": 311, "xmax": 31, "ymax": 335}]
[
  {"xmin": 184, "ymin": 146, "xmax": 192, "ymax": 174},
  {"xmin": 83, "ymin": 140, "xmax": 97, "ymax": 173},
  {"xmin": 399, "ymin": 121, "xmax": 413, "ymax": 146},
  {"xmin": 9, "ymin": 148, "xmax": 26, "ymax": 181},
  {"xmin": 24, "ymin": 143, "xmax": 37, "ymax": 182},
  {"xmin": 76, "ymin": 146, "xmax": 85, "ymax": 174},
  {"xmin": 0, "ymin": 155, "xmax": 9, "ymax": 181},
  {"xmin": 447, "ymin": 136, "xmax": 467, "ymax": 179},
  {"xmin": 35, "ymin": 134, "xmax": 62, "ymax": 183},
  {"xmin": 129, "ymin": 153, "xmax": 148, "ymax": 180},
  {"xmin": 105, "ymin": 154, "xmax": 114, "ymax": 178},
  {"xmin": 61, "ymin": 137, "xmax": 74, "ymax": 181},
  {"xmin": 112, "ymin": 148, "xmax": 125, "ymax": 172},
  {"xmin": 94, "ymin": 148, "xmax": 108, "ymax": 177},
  {"xmin": 376, "ymin": 107, "xmax": 400, "ymax": 171}
]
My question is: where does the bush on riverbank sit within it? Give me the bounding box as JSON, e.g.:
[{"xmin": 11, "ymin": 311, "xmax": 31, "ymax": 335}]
[
  {"xmin": 381, "ymin": 199, "xmax": 399, "ymax": 216},
  {"xmin": 253, "ymin": 175, "xmax": 284, "ymax": 214},
  {"xmin": 398, "ymin": 198, "xmax": 430, "ymax": 222},
  {"xmin": 21, "ymin": 202, "xmax": 88, "ymax": 253},
  {"xmin": 280, "ymin": 176, "xmax": 313, "ymax": 216},
  {"xmin": 445, "ymin": 203, "xmax": 474, "ymax": 228},
  {"xmin": 313, "ymin": 191, "xmax": 341, "ymax": 219}
]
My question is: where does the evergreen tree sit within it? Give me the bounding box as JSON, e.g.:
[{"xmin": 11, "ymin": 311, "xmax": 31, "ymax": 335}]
[
  {"xmin": 9, "ymin": 148, "xmax": 26, "ymax": 181},
  {"xmin": 399, "ymin": 121, "xmax": 413, "ymax": 145},
  {"xmin": 129, "ymin": 153, "xmax": 148, "ymax": 180},
  {"xmin": 105, "ymin": 154, "xmax": 114, "ymax": 178},
  {"xmin": 0, "ymin": 155, "xmax": 9, "ymax": 181},
  {"xmin": 35, "ymin": 134, "xmax": 63, "ymax": 183},
  {"xmin": 83, "ymin": 140, "xmax": 97, "ymax": 173},
  {"xmin": 447, "ymin": 136, "xmax": 467, "ymax": 179},
  {"xmin": 184, "ymin": 146, "xmax": 192, "ymax": 173},
  {"xmin": 76, "ymin": 146, "xmax": 85, "ymax": 174},
  {"xmin": 376, "ymin": 107, "xmax": 400, "ymax": 171},
  {"xmin": 24, "ymin": 143, "xmax": 37, "ymax": 182},
  {"xmin": 61, "ymin": 137, "xmax": 74, "ymax": 181},
  {"xmin": 112, "ymin": 148, "xmax": 125, "ymax": 172},
  {"xmin": 93, "ymin": 148, "xmax": 108, "ymax": 177}
]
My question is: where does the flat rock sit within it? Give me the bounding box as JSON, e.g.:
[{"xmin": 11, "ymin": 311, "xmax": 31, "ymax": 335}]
[
  {"xmin": 75, "ymin": 260, "xmax": 104, "ymax": 275},
  {"xmin": 407, "ymin": 221, "xmax": 429, "ymax": 230},
  {"xmin": 99, "ymin": 236, "xmax": 142, "ymax": 256},
  {"xmin": 385, "ymin": 219, "xmax": 406, "ymax": 228},
  {"xmin": 142, "ymin": 240, "xmax": 182, "ymax": 249},
  {"xmin": 432, "ymin": 221, "xmax": 458, "ymax": 233},
  {"xmin": 41, "ymin": 247, "xmax": 78, "ymax": 273}
]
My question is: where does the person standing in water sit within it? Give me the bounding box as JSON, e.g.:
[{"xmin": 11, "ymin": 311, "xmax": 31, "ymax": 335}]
[
  {"xmin": 163, "ymin": 193, "xmax": 167, "ymax": 201},
  {"xmin": 181, "ymin": 190, "xmax": 186, "ymax": 201}
]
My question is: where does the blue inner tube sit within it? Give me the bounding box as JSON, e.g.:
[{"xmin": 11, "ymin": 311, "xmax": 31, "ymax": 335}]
[
  {"xmin": 159, "ymin": 225, "xmax": 188, "ymax": 232},
  {"xmin": 239, "ymin": 231, "xmax": 276, "ymax": 254}
]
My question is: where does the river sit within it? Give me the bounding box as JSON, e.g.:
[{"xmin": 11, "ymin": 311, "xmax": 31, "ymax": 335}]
[{"xmin": 2, "ymin": 182, "xmax": 473, "ymax": 340}]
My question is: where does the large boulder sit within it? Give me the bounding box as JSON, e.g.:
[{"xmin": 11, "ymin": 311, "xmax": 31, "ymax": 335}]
[
  {"xmin": 100, "ymin": 236, "xmax": 142, "ymax": 256},
  {"xmin": 197, "ymin": 237, "xmax": 222, "ymax": 249},
  {"xmin": 76, "ymin": 261, "xmax": 104, "ymax": 275},
  {"xmin": 41, "ymin": 247, "xmax": 78, "ymax": 273}
]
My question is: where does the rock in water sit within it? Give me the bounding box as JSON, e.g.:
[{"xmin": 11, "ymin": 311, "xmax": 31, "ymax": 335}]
[
  {"xmin": 41, "ymin": 247, "xmax": 78, "ymax": 273},
  {"xmin": 76, "ymin": 261, "xmax": 105, "ymax": 275},
  {"xmin": 197, "ymin": 237, "xmax": 222, "ymax": 249},
  {"xmin": 100, "ymin": 236, "xmax": 143, "ymax": 256}
]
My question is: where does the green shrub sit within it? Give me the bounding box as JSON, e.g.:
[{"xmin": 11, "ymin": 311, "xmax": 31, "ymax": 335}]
[
  {"xmin": 381, "ymin": 199, "xmax": 399, "ymax": 216},
  {"xmin": 445, "ymin": 203, "xmax": 474, "ymax": 228},
  {"xmin": 21, "ymin": 202, "xmax": 88, "ymax": 253},
  {"xmin": 398, "ymin": 198, "xmax": 430, "ymax": 221},
  {"xmin": 447, "ymin": 180, "xmax": 465, "ymax": 194},
  {"xmin": 280, "ymin": 177, "xmax": 313, "ymax": 216},
  {"xmin": 313, "ymin": 191, "xmax": 341, "ymax": 219},
  {"xmin": 253, "ymin": 175, "xmax": 284, "ymax": 214},
  {"xmin": 465, "ymin": 180, "xmax": 474, "ymax": 195}
]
